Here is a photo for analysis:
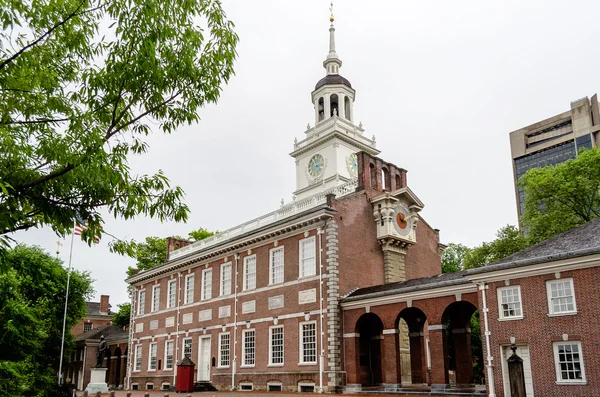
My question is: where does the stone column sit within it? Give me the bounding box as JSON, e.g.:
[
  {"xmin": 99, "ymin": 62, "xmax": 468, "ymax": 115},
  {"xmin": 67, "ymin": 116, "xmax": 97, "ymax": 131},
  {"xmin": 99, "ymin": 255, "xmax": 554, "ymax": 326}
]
[
  {"xmin": 339, "ymin": 94, "xmax": 346, "ymax": 119},
  {"xmin": 428, "ymin": 325, "xmax": 449, "ymax": 391},
  {"xmin": 453, "ymin": 328, "xmax": 474, "ymax": 385},
  {"xmin": 324, "ymin": 93, "xmax": 331, "ymax": 120},
  {"xmin": 314, "ymin": 98, "xmax": 320, "ymax": 124},
  {"xmin": 381, "ymin": 330, "xmax": 401, "ymax": 387}
]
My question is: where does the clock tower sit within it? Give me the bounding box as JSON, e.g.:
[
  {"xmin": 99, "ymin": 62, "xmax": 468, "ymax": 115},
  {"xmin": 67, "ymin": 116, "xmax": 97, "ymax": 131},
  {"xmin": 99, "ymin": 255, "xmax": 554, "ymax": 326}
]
[{"xmin": 290, "ymin": 7, "xmax": 379, "ymax": 200}]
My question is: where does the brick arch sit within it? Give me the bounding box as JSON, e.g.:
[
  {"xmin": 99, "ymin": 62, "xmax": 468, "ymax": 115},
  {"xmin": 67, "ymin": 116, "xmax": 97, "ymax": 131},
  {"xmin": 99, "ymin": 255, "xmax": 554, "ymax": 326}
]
[
  {"xmin": 354, "ymin": 313, "xmax": 384, "ymax": 386},
  {"xmin": 442, "ymin": 300, "xmax": 479, "ymax": 386}
]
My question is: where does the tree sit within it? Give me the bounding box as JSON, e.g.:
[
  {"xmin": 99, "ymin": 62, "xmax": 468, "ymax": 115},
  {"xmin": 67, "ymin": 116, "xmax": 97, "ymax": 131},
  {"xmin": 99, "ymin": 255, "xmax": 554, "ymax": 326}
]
[
  {"xmin": 112, "ymin": 302, "xmax": 130, "ymax": 329},
  {"xmin": 441, "ymin": 243, "xmax": 470, "ymax": 273},
  {"xmin": 519, "ymin": 148, "xmax": 600, "ymax": 244},
  {"xmin": 112, "ymin": 227, "xmax": 215, "ymax": 277},
  {"xmin": 0, "ymin": 0, "xmax": 238, "ymax": 245},
  {"xmin": 0, "ymin": 245, "xmax": 93, "ymax": 397},
  {"xmin": 463, "ymin": 225, "xmax": 530, "ymax": 269}
]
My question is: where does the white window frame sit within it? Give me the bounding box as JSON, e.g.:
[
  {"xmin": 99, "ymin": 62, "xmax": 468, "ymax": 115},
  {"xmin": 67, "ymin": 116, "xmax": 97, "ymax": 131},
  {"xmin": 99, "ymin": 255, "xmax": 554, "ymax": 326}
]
[
  {"xmin": 553, "ymin": 341, "xmax": 586, "ymax": 384},
  {"xmin": 148, "ymin": 342, "xmax": 157, "ymax": 371},
  {"xmin": 299, "ymin": 321, "xmax": 317, "ymax": 365},
  {"xmin": 164, "ymin": 340, "xmax": 174, "ymax": 370},
  {"xmin": 83, "ymin": 322, "xmax": 93, "ymax": 332},
  {"xmin": 218, "ymin": 332, "xmax": 231, "ymax": 368},
  {"xmin": 241, "ymin": 328, "xmax": 256, "ymax": 368},
  {"xmin": 497, "ymin": 285, "xmax": 523, "ymax": 320},
  {"xmin": 182, "ymin": 337, "xmax": 193, "ymax": 359},
  {"xmin": 134, "ymin": 344, "xmax": 142, "ymax": 372},
  {"xmin": 201, "ymin": 268, "xmax": 212, "ymax": 301},
  {"xmin": 137, "ymin": 289, "xmax": 146, "ymax": 315},
  {"xmin": 298, "ymin": 382, "xmax": 316, "ymax": 393},
  {"xmin": 299, "ymin": 236, "xmax": 316, "ymax": 278},
  {"xmin": 167, "ymin": 279, "xmax": 177, "ymax": 308},
  {"xmin": 269, "ymin": 246, "xmax": 285, "ymax": 285},
  {"xmin": 220, "ymin": 262, "xmax": 232, "ymax": 296},
  {"xmin": 184, "ymin": 274, "xmax": 195, "ymax": 304},
  {"xmin": 243, "ymin": 255, "xmax": 257, "ymax": 291},
  {"xmin": 546, "ymin": 278, "xmax": 577, "ymax": 316},
  {"xmin": 269, "ymin": 325, "xmax": 284, "ymax": 366},
  {"xmin": 151, "ymin": 285, "xmax": 160, "ymax": 312}
]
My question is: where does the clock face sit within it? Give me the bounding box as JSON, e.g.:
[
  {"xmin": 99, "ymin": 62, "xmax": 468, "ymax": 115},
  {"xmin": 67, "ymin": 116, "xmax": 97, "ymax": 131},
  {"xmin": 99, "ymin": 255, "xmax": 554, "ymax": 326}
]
[
  {"xmin": 348, "ymin": 153, "xmax": 358, "ymax": 176},
  {"xmin": 308, "ymin": 154, "xmax": 325, "ymax": 177},
  {"xmin": 392, "ymin": 205, "xmax": 412, "ymax": 236}
]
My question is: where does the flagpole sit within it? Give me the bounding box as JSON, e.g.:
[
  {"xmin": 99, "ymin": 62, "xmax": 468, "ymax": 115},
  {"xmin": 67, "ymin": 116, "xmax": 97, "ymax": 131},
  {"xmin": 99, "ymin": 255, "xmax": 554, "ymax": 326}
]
[{"xmin": 58, "ymin": 219, "xmax": 76, "ymax": 386}]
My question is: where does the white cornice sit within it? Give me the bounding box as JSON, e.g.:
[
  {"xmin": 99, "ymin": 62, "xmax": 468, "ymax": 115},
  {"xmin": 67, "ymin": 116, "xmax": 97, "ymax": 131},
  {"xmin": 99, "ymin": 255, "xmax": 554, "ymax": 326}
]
[
  {"xmin": 340, "ymin": 283, "xmax": 477, "ymax": 310},
  {"xmin": 466, "ymin": 254, "xmax": 600, "ymax": 283}
]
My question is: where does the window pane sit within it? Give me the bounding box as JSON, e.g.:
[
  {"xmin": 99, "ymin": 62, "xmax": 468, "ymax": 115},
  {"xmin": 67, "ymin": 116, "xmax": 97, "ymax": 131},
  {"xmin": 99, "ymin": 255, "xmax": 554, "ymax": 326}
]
[
  {"xmin": 152, "ymin": 286, "xmax": 160, "ymax": 312},
  {"xmin": 271, "ymin": 248, "xmax": 284, "ymax": 284},
  {"xmin": 168, "ymin": 280, "xmax": 176, "ymax": 308},
  {"xmin": 220, "ymin": 333, "xmax": 230, "ymax": 367},
  {"xmin": 556, "ymin": 343, "xmax": 584, "ymax": 381},
  {"xmin": 202, "ymin": 269, "xmax": 212, "ymax": 300},
  {"xmin": 165, "ymin": 341, "xmax": 174, "ymax": 369},
  {"xmin": 271, "ymin": 327, "xmax": 284, "ymax": 364},
  {"xmin": 500, "ymin": 287, "xmax": 522, "ymax": 318},
  {"xmin": 244, "ymin": 330, "xmax": 255, "ymax": 366},
  {"xmin": 138, "ymin": 291, "xmax": 146, "ymax": 315},
  {"xmin": 149, "ymin": 343, "xmax": 157, "ymax": 370},
  {"xmin": 221, "ymin": 263, "xmax": 232, "ymax": 296},
  {"xmin": 185, "ymin": 275, "xmax": 194, "ymax": 304},
  {"xmin": 244, "ymin": 256, "xmax": 256, "ymax": 290},
  {"xmin": 301, "ymin": 239, "xmax": 316, "ymax": 277},
  {"xmin": 135, "ymin": 345, "xmax": 142, "ymax": 371},
  {"xmin": 549, "ymin": 280, "xmax": 575, "ymax": 314},
  {"xmin": 183, "ymin": 339, "xmax": 192, "ymax": 359},
  {"xmin": 301, "ymin": 323, "xmax": 316, "ymax": 363}
]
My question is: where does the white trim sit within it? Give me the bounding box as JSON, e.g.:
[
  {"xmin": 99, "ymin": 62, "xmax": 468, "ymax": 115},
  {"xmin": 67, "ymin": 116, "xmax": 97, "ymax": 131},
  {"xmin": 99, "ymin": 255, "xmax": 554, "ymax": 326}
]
[
  {"xmin": 201, "ymin": 268, "xmax": 212, "ymax": 301},
  {"xmin": 467, "ymin": 254, "xmax": 600, "ymax": 283},
  {"xmin": 137, "ymin": 289, "xmax": 146, "ymax": 315},
  {"xmin": 164, "ymin": 339, "xmax": 174, "ymax": 370},
  {"xmin": 268, "ymin": 325, "xmax": 285, "ymax": 366},
  {"xmin": 340, "ymin": 283, "xmax": 477, "ymax": 309},
  {"xmin": 184, "ymin": 273, "xmax": 195, "ymax": 304},
  {"xmin": 497, "ymin": 285, "xmax": 523, "ymax": 320},
  {"xmin": 343, "ymin": 333, "xmax": 360, "ymax": 338},
  {"xmin": 299, "ymin": 321, "xmax": 318, "ymax": 365},
  {"xmin": 243, "ymin": 255, "xmax": 257, "ymax": 291},
  {"xmin": 299, "ymin": 236, "xmax": 316, "ymax": 278},
  {"xmin": 167, "ymin": 279, "xmax": 177, "ymax": 308},
  {"xmin": 553, "ymin": 341, "xmax": 586, "ymax": 384},
  {"xmin": 546, "ymin": 278, "xmax": 577, "ymax": 316},
  {"xmin": 269, "ymin": 246, "xmax": 285, "ymax": 285},
  {"xmin": 217, "ymin": 332, "xmax": 231, "ymax": 368},
  {"xmin": 151, "ymin": 285, "xmax": 160, "ymax": 312},
  {"xmin": 239, "ymin": 382, "xmax": 253, "ymax": 391},
  {"xmin": 147, "ymin": 342, "xmax": 157, "ymax": 371},
  {"xmin": 220, "ymin": 262, "xmax": 232, "ymax": 296},
  {"xmin": 241, "ymin": 328, "xmax": 256, "ymax": 367},
  {"xmin": 382, "ymin": 329, "xmax": 399, "ymax": 335},
  {"xmin": 197, "ymin": 335, "xmax": 211, "ymax": 381}
]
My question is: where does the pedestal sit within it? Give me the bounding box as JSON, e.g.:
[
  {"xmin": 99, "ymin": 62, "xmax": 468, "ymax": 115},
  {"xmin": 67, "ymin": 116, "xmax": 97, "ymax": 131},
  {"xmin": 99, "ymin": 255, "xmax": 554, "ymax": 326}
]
[{"xmin": 86, "ymin": 368, "xmax": 108, "ymax": 394}]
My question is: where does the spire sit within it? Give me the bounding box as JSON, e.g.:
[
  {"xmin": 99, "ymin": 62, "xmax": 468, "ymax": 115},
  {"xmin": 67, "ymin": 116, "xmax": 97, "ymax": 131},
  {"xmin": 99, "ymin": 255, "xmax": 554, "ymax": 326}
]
[{"xmin": 323, "ymin": 1, "xmax": 342, "ymax": 75}]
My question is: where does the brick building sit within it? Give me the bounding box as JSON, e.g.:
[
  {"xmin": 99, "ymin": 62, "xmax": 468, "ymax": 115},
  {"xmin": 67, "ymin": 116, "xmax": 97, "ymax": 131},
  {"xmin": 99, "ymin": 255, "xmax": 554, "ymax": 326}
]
[{"xmin": 72, "ymin": 295, "xmax": 113, "ymax": 335}]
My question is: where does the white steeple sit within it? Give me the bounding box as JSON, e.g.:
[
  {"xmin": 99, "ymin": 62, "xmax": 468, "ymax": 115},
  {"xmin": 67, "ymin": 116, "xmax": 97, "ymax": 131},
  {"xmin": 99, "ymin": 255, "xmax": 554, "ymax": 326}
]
[{"xmin": 324, "ymin": 2, "xmax": 342, "ymax": 75}]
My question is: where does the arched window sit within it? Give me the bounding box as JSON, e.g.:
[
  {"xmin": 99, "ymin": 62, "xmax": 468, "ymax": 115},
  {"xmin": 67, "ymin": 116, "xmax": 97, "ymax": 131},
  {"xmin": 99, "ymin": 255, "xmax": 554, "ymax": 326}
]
[
  {"xmin": 382, "ymin": 167, "xmax": 390, "ymax": 190},
  {"xmin": 395, "ymin": 174, "xmax": 402, "ymax": 189},
  {"xmin": 344, "ymin": 96, "xmax": 351, "ymax": 121},
  {"xmin": 318, "ymin": 97, "xmax": 324, "ymax": 122},
  {"xmin": 370, "ymin": 163, "xmax": 377, "ymax": 188},
  {"xmin": 330, "ymin": 94, "xmax": 339, "ymax": 117}
]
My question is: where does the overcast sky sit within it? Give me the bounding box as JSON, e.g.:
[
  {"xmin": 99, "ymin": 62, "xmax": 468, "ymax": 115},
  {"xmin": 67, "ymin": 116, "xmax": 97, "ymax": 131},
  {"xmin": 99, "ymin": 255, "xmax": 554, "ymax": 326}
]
[{"xmin": 14, "ymin": 0, "xmax": 600, "ymax": 307}]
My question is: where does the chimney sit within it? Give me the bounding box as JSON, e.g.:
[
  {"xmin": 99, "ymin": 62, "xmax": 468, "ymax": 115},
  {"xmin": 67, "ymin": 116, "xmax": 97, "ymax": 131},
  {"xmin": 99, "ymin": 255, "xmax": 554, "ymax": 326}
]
[
  {"xmin": 100, "ymin": 295, "xmax": 109, "ymax": 314},
  {"xmin": 166, "ymin": 237, "xmax": 191, "ymax": 261}
]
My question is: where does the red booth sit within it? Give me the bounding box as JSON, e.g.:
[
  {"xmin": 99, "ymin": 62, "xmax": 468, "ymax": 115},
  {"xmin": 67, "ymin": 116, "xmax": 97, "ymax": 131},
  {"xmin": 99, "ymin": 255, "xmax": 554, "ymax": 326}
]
[{"xmin": 176, "ymin": 356, "xmax": 195, "ymax": 393}]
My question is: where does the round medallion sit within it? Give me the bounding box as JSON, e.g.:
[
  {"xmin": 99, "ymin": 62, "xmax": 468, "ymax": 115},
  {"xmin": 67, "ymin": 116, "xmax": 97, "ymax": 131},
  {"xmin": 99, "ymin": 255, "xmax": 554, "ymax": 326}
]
[
  {"xmin": 392, "ymin": 205, "xmax": 412, "ymax": 236},
  {"xmin": 308, "ymin": 154, "xmax": 326, "ymax": 177}
]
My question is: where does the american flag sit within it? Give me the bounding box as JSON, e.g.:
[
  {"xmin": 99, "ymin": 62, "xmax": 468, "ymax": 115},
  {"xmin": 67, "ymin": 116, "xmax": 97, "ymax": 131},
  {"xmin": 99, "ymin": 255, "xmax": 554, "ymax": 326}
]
[{"xmin": 74, "ymin": 218, "xmax": 100, "ymax": 243}]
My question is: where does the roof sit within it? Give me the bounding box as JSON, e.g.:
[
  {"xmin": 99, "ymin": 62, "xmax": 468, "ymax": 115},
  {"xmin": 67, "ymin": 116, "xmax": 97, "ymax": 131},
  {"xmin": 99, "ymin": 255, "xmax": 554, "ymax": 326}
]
[
  {"xmin": 75, "ymin": 324, "xmax": 128, "ymax": 343},
  {"xmin": 342, "ymin": 271, "xmax": 469, "ymax": 302},
  {"xmin": 468, "ymin": 218, "xmax": 600, "ymax": 275},
  {"xmin": 86, "ymin": 301, "xmax": 112, "ymax": 316},
  {"xmin": 315, "ymin": 74, "xmax": 352, "ymax": 90}
]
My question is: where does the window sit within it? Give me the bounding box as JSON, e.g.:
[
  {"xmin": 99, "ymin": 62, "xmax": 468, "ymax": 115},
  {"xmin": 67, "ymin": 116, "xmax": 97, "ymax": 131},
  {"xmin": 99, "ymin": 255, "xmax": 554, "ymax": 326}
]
[
  {"xmin": 134, "ymin": 345, "xmax": 142, "ymax": 371},
  {"xmin": 270, "ymin": 247, "xmax": 284, "ymax": 285},
  {"xmin": 182, "ymin": 338, "xmax": 192, "ymax": 359},
  {"xmin": 239, "ymin": 383, "xmax": 253, "ymax": 391},
  {"xmin": 242, "ymin": 329, "xmax": 255, "ymax": 367},
  {"xmin": 269, "ymin": 326, "xmax": 284, "ymax": 365},
  {"xmin": 148, "ymin": 342, "xmax": 157, "ymax": 370},
  {"xmin": 220, "ymin": 263, "xmax": 232, "ymax": 296},
  {"xmin": 151, "ymin": 285, "xmax": 160, "ymax": 312},
  {"xmin": 146, "ymin": 383, "xmax": 154, "ymax": 390},
  {"xmin": 243, "ymin": 255, "xmax": 256, "ymax": 290},
  {"xmin": 184, "ymin": 274, "xmax": 194, "ymax": 304},
  {"xmin": 553, "ymin": 342, "xmax": 586, "ymax": 384},
  {"xmin": 300, "ymin": 321, "xmax": 317, "ymax": 364},
  {"xmin": 138, "ymin": 290, "xmax": 146, "ymax": 315},
  {"xmin": 164, "ymin": 340, "xmax": 174, "ymax": 370},
  {"xmin": 201, "ymin": 268, "xmax": 212, "ymax": 300},
  {"xmin": 547, "ymin": 278, "xmax": 577, "ymax": 315},
  {"xmin": 167, "ymin": 280, "xmax": 177, "ymax": 308},
  {"xmin": 497, "ymin": 286, "xmax": 522, "ymax": 319},
  {"xmin": 83, "ymin": 323, "xmax": 93, "ymax": 332},
  {"xmin": 218, "ymin": 333, "xmax": 230, "ymax": 367},
  {"xmin": 299, "ymin": 382, "xmax": 315, "ymax": 392},
  {"xmin": 268, "ymin": 382, "xmax": 282, "ymax": 392},
  {"xmin": 299, "ymin": 237, "xmax": 316, "ymax": 278}
]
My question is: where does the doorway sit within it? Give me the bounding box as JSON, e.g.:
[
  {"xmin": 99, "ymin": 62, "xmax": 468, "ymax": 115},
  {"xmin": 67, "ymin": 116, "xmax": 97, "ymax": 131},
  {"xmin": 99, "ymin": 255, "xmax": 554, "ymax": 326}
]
[{"xmin": 198, "ymin": 336, "xmax": 211, "ymax": 381}]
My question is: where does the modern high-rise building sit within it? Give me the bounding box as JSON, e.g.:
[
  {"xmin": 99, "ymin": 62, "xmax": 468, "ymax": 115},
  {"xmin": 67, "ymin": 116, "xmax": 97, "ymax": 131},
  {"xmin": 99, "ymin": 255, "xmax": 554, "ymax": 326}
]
[{"xmin": 510, "ymin": 95, "xmax": 600, "ymax": 219}]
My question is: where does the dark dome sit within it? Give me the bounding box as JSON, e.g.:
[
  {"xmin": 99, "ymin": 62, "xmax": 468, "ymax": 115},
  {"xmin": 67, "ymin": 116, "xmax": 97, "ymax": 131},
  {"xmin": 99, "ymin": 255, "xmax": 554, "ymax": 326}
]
[{"xmin": 314, "ymin": 74, "xmax": 352, "ymax": 90}]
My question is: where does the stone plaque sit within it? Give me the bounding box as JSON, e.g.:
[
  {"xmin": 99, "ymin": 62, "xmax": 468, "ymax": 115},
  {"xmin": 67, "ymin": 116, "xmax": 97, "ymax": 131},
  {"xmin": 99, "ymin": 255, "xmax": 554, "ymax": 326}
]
[
  {"xmin": 199, "ymin": 309, "xmax": 212, "ymax": 321},
  {"xmin": 165, "ymin": 316, "xmax": 175, "ymax": 328},
  {"xmin": 182, "ymin": 313, "xmax": 193, "ymax": 324},
  {"xmin": 268, "ymin": 295, "xmax": 284, "ymax": 310},
  {"xmin": 218, "ymin": 305, "xmax": 231, "ymax": 318},
  {"xmin": 149, "ymin": 320, "xmax": 158, "ymax": 330},
  {"xmin": 135, "ymin": 323, "xmax": 143, "ymax": 333},
  {"xmin": 299, "ymin": 288, "xmax": 317, "ymax": 304},
  {"xmin": 242, "ymin": 300, "xmax": 256, "ymax": 314}
]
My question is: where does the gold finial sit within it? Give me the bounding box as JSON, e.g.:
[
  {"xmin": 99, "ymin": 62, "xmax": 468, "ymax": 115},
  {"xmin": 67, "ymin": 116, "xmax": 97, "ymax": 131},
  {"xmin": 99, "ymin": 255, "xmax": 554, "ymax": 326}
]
[{"xmin": 329, "ymin": 1, "xmax": 334, "ymax": 22}]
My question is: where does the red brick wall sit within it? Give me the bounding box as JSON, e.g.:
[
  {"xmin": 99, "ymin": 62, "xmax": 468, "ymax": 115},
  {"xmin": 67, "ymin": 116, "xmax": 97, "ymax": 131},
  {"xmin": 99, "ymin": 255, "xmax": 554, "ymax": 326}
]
[
  {"xmin": 482, "ymin": 267, "xmax": 600, "ymax": 397},
  {"xmin": 405, "ymin": 217, "xmax": 442, "ymax": 280},
  {"xmin": 71, "ymin": 318, "xmax": 112, "ymax": 335}
]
